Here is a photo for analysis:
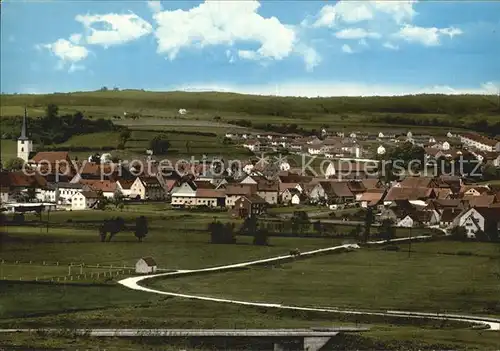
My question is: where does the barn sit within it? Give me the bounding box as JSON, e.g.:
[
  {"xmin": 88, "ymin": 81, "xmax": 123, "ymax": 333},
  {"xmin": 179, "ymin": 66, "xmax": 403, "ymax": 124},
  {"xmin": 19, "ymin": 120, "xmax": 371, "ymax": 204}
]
[{"xmin": 135, "ymin": 257, "xmax": 157, "ymax": 274}]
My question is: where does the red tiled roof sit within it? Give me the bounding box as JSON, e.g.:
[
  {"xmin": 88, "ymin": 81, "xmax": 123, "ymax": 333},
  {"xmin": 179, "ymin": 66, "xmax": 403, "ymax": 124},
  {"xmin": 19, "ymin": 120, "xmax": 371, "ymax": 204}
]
[
  {"xmin": 195, "ymin": 189, "xmax": 225, "ymax": 198},
  {"xmin": 195, "ymin": 181, "xmax": 216, "ymax": 189},
  {"xmin": 117, "ymin": 179, "xmax": 134, "ymax": 190},
  {"xmin": 385, "ymin": 187, "xmax": 434, "ymax": 201},
  {"xmin": 0, "ymin": 171, "xmax": 47, "ymax": 188},
  {"xmin": 461, "ymin": 133, "xmax": 500, "ymax": 147},
  {"xmin": 225, "ymin": 184, "xmax": 256, "ymax": 196},
  {"xmin": 31, "ymin": 151, "xmax": 70, "ymax": 164},
  {"xmin": 79, "ymin": 179, "xmax": 117, "ymax": 193},
  {"xmin": 463, "ymin": 195, "xmax": 496, "ymax": 208}
]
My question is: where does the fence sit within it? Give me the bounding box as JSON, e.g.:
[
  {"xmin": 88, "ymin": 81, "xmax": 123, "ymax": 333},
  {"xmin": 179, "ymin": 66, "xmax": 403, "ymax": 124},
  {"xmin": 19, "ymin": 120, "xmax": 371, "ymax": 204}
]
[{"xmin": 0, "ymin": 259, "xmax": 136, "ymax": 283}]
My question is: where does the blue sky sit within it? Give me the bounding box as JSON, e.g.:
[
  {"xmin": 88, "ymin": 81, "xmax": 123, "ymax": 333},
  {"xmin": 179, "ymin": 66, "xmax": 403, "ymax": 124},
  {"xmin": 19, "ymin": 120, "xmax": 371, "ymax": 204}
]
[{"xmin": 1, "ymin": 0, "xmax": 499, "ymax": 96}]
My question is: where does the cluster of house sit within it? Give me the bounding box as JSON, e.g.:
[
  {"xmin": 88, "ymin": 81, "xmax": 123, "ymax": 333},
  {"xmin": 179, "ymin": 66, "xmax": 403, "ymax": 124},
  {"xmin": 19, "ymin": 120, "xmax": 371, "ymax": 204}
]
[
  {"xmin": 2, "ymin": 149, "xmax": 500, "ymax": 239},
  {"xmin": 236, "ymin": 129, "xmax": 500, "ymax": 166},
  {"xmin": 2, "ymin": 111, "xmax": 500, "ymax": 238}
]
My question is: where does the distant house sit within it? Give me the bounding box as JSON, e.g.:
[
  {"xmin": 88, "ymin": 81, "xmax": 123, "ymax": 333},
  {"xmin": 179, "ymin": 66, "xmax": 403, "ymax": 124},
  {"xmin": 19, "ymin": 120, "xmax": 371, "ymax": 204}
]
[
  {"xmin": 79, "ymin": 179, "xmax": 116, "ymax": 199},
  {"xmin": 71, "ymin": 191, "xmax": 100, "ymax": 210},
  {"xmin": 256, "ymin": 178, "xmax": 279, "ymax": 204},
  {"xmin": 194, "ymin": 189, "xmax": 226, "ymax": 207},
  {"xmin": 231, "ymin": 194, "xmax": 267, "ymax": 218},
  {"xmin": 130, "ymin": 176, "xmax": 165, "ymax": 200},
  {"xmin": 460, "ymin": 133, "xmax": 500, "ymax": 152},
  {"xmin": 396, "ymin": 210, "xmax": 439, "ymax": 228},
  {"xmin": 29, "ymin": 151, "xmax": 75, "ymax": 181},
  {"xmin": 171, "ymin": 181, "xmax": 197, "ymax": 207},
  {"xmin": 0, "ymin": 170, "xmax": 48, "ymax": 202},
  {"xmin": 319, "ymin": 181, "xmax": 355, "ymax": 204},
  {"xmin": 38, "ymin": 182, "xmax": 84, "ymax": 204},
  {"xmin": 440, "ymin": 208, "xmax": 463, "ymax": 228},
  {"xmin": 454, "ymin": 208, "xmax": 500, "ymax": 238},
  {"xmin": 377, "ymin": 145, "xmax": 386, "ymax": 155},
  {"xmin": 290, "ymin": 192, "xmax": 301, "ymax": 205},
  {"xmin": 358, "ymin": 189, "xmax": 385, "ymax": 208},
  {"xmin": 243, "ymin": 140, "xmax": 260, "ymax": 152},
  {"xmin": 225, "ymin": 184, "xmax": 256, "ymax": 207},
  {"xmin": 116, "ymin": 179, "xmax": 135, "ymax": 198},
  {"xmin": 135, "ymin": 257, "xmax": 157, "ymax": 274}
]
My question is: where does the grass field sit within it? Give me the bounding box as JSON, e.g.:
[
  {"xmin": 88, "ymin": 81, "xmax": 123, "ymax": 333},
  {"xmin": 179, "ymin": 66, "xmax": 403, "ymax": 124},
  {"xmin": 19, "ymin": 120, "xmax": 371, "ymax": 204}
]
[
  {"xmin": 0, "ymin": 139, "xmax": 16, "ymax": 161},
  {"xmin": 0, "ymin": 225, "xmax": 344, "ymax": 270},
  {"xmin": 148, "ymin": 242, "xmax": 500, "ymax": 316}
]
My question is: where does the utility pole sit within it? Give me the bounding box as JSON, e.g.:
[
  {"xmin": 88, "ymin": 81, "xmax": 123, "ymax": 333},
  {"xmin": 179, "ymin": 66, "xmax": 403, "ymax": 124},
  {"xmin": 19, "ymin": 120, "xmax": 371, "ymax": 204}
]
[{"xmin": 408, "ymin": 226, "xmax": 412, "ymax": 258}]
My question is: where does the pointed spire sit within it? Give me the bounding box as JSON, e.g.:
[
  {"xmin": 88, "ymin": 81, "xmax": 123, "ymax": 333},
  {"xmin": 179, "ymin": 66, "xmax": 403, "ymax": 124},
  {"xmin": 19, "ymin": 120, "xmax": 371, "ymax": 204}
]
[{"xmin": 19, "ymin": 106, "xmax": 28, "ymax": 140}]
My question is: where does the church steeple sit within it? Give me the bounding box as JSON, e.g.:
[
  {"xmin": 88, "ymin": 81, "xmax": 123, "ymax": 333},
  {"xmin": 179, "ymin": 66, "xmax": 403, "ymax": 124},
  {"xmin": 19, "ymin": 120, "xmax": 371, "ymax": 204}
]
[
  {"xmin": 19, "ymin": 106, "xmax": 28, "ymax": 140},
  {"xmin": 17, "ymin": 107, "xmax": 33, "ymax": 162}
]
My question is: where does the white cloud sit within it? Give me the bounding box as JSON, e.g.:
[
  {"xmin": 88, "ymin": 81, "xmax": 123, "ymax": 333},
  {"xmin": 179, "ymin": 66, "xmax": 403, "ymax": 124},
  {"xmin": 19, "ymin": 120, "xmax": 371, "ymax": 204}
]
[
  {"xmin": 313, "ymin": 1, "xmax": 416, "ymax": 28},
  {"xmin": 153, "ymin": 1, "xmax": 296, "ymax": 61},
  {"xmin": 68, "ymin": 63, "xmax": 86, "ymax": 73},
  {"xmin": 341, "ymin": 44, "xmax": 354, "ymax": 54},
  {"xmin": 395, "ymin": 24, "xmax": 463, "ymax": 46},
  {"xmin": 41, "ymin": 38, "xmax": 89, "ymax": 62},
  {"xmin": 310, "ymin": 1, "xmax": 463, "ymax": 51},
  {"xmin": 169, "ymin": 81, "xmax": 497, "ymax": 97},
  {"xmin": 75, "ymin": 12, "xmax": 153, "ymax": 47},
  {"xmin": 335, "ymin": 28, "xmax": 381, "ymax": 39},
  {"xmin": 295, "ymin": 45, "xmax": 321, "ymax": 72},
  {"xmin": 147, "ymin": 0, "xmax": 162, "ymax": 13},
  {"xmin": 238, "ymin": 50, "xmax": 260, "ymax": 60},
  {"xmin": 69, "ymin": 33, "xmax": 82, "ymax": 44},
  {"xmin": 383, "ymin": 42, "xmax": 399, "ymax": 50}
]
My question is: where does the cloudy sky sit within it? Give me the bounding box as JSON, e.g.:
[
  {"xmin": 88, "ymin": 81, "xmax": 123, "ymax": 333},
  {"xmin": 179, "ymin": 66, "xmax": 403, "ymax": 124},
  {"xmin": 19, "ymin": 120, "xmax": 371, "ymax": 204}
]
[{"xmin": 1, "ymin": 0, "xmax": 499, "ymax": 96}]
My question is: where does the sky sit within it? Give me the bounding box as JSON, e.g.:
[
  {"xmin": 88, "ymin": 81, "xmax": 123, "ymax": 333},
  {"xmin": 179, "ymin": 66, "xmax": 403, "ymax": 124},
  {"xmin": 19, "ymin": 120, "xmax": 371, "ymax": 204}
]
[{"xmin": 1, "ymin": 0, "xmax": 500, "ymax": 97}]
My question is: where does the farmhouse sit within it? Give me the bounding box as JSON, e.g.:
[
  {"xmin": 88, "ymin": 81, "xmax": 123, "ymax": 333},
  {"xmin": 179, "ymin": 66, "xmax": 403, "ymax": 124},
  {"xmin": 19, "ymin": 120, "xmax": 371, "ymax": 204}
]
[
  {"xmin": 71, "ymin": 191, "xmax": 100, "ymax": 210},
  {"xmin": 194, "ymin": 189, "xmax": 226, "ymax": 207},
  {"xmin": 38, "ymin": 182, "xmax": 85, "ymax": 204},
  {"xmin": 30, "ymin": 151, "xmax": 75, "ymax": 181},
  {"xmin": 79, "ymin": 179, "xmax": 116, "ymax": 199},
  {"xmin": 130, "ymin": 176, "xmax": 165, "ymax": 200},
  {"xmin": 231, "ymin": 194, "xmax": 267, "ymax": 218},
  {"xmin": 225, "ymin": 184, "xmax": 256, "ymax": 207},
  {"xmin": 455, "ymin": 207, "xmax": 500, "ymax": 238},
  {"xmin": 135, "ymin": 257, "xmax": 157, "ymax": 274},
  {"xmin": 171, "ymin": 181, "xmax": 197, "ymax": 207},
  {"xmin": 116, "ymin": 179, "xmax": 134, "ymax": 198},
  {"xmin": 358, "ymin": 189, "xmax": 385, "ymax": 208}
]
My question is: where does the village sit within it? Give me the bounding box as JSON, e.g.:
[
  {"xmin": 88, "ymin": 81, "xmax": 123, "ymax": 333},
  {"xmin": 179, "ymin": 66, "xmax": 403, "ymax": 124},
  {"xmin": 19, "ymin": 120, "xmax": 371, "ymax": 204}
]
[{"xmin": 2, "ymin": 110, "xmax": 500, "ymax": 241}]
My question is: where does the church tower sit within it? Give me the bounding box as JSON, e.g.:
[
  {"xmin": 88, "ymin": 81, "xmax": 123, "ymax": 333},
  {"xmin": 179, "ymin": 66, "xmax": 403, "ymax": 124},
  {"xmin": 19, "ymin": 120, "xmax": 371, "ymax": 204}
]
[{"xmin": 17, "ymin": 107, "xmax": 33, "ymax": 162}]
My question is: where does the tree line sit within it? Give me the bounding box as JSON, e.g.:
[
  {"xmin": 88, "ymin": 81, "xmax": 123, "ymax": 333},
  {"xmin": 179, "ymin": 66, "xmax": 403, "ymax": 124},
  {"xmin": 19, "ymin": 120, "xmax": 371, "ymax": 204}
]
[
  {"xmin": 98, "ymin": 215, "xmax": 149, "ymax": 242},
  {"xmin": 1, "ymin": 104, "xmax": 119, "ymax": 145},
  {"xmin": 2, "ymin": 92, "xmax": 498, "ymax": 117}
]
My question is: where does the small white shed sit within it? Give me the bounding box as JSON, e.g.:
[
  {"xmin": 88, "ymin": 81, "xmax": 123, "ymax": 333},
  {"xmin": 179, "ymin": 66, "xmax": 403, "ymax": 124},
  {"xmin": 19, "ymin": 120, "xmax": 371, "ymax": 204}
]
[{"xmin": 135, "ymin": 257, "xmax": 157, "ymax": 274}]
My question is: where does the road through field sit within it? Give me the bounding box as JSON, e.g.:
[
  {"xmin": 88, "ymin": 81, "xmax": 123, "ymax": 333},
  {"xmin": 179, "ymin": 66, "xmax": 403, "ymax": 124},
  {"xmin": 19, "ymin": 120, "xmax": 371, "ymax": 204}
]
[{"xmin": 118, "ymin": 237, "xmax": 500, "ymax": 331}]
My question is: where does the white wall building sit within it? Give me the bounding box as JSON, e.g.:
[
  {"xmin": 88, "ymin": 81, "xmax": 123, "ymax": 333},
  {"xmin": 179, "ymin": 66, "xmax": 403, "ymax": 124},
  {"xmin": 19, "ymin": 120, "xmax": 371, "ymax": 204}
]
[
  {"xmin": 135, "ymin": 257, "xmax": 157, "ymax": 274},
  {"xmin": 71, "ymin": 191, "xmax": 99, "ymax": 210}
]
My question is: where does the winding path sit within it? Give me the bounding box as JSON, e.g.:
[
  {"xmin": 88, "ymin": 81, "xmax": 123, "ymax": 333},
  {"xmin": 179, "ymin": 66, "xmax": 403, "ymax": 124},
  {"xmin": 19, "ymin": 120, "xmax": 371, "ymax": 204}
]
[{"xmin": 118, "ymin": 237, "xmax": 500, "ymax": 331}]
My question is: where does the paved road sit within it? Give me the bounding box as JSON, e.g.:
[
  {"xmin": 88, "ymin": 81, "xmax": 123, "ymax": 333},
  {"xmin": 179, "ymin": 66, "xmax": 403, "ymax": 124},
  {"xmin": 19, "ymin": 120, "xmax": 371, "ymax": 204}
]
[
  {"xmin": 0, "ymin": 328, "xmax": 368, "ymax": 337},
  {"xmin": 118, "ymin": 237, "xmax": 500, "ymax": 331}
]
